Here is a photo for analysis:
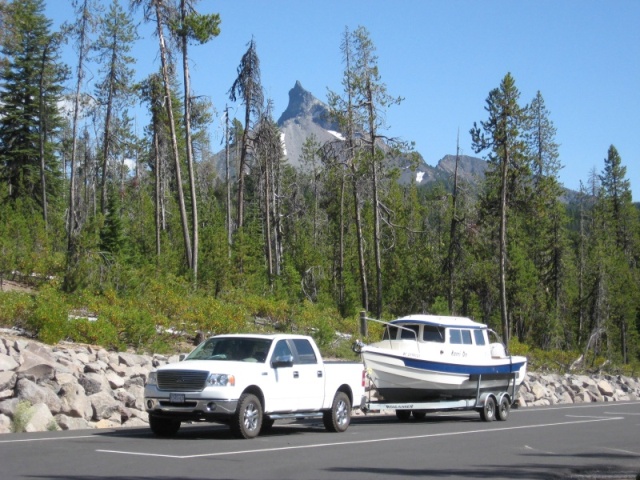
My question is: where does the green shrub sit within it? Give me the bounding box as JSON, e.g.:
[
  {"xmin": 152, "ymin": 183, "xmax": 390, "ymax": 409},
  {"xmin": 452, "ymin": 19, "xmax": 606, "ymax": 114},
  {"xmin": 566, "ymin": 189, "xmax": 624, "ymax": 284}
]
[
  {"xmin": 11, "ymin": 400, "xmax": 33, "ymax": 433},
  {"xmin": 28, "ymin": 287, "xmax": 69, "ymax": 344},
  {"xmin": 0, "ymin": 291, "xmax": 35, "ymax": 330}
]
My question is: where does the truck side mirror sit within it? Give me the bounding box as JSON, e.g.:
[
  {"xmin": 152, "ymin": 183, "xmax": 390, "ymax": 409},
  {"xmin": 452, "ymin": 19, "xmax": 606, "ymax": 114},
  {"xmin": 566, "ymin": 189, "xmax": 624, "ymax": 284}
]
[
  {"xmin": 179, "ymin": 354, "xmax": 186, "ymax": 361},
  {"xmin": 271, "ymin": 355, "xmax": 294, "ymax": 368}
]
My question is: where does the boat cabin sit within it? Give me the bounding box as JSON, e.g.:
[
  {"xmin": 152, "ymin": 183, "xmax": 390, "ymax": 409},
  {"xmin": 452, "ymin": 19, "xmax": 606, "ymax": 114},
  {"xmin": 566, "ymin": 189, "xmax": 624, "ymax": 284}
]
[{"xmin": 378, "ymin": 315, "xmax": 507, "ymax": 358}]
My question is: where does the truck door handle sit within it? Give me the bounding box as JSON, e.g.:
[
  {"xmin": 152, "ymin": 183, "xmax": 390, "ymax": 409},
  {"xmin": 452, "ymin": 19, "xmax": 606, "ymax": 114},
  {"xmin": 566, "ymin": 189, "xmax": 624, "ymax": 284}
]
[
  {"xmin": 317, "ymin": 371, "xmax": 323, "ymax": 378},
  {"xmin": 293, "ymin": 371, "xmax": 299, "ymax": 379}
]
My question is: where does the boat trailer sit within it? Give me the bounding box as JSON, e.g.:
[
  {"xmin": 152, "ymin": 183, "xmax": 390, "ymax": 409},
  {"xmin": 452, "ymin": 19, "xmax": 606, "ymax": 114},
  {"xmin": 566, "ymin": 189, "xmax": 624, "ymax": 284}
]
[{"xmin": 360, "ymin": 372, "xmax": 520, "ymax": 422}]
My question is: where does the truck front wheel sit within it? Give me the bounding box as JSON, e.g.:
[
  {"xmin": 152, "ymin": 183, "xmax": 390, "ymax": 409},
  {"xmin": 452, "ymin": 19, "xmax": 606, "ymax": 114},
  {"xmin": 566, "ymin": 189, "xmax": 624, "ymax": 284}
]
[
  {"xmin": 323, "ymin": 391, "xmax": 351, "ymax": 433},
  {"xmin": 231, "ymin": 393, "xmax": 263, "ymax": 439},
  {"xmin": 149, "ymin": 414, "xmax": 181, "ymax": 437}
]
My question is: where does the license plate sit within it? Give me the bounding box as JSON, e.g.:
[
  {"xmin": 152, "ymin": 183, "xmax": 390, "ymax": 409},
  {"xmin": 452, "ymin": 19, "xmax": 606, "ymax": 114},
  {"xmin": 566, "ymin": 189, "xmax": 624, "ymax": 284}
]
[{"xmin": 169, "ymin": 393, "xmax": 185, "ymax": 404}]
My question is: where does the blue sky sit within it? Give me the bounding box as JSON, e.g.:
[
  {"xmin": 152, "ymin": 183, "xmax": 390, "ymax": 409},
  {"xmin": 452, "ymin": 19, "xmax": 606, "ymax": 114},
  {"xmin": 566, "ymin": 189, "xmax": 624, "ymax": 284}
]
[{"xmin": 45, "ymin": 0, "xmax": 640, "ymax": 199}]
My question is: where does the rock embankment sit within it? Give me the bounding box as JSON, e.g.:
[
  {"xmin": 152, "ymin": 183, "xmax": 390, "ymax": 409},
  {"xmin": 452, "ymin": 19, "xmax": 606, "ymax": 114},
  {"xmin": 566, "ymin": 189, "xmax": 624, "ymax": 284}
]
[{"xmin": 0, "ymin": 330, "xmax": 639, "ymax": 433}]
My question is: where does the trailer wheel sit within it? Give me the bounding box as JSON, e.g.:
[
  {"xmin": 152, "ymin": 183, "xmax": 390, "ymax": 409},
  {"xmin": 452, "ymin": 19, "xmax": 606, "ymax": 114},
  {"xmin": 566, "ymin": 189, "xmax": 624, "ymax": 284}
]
[
  {"xmin": 395, "ymin": 409, "xmax": 412, "ymax": 421},
  {"xmin": 231, "ymin": 393, "xmax": 262, "ymax": 439},
  {"xmin": 480, "ymin": 396, "xmax": 496, "ymax": 422},
  {"xmin": 323, "ymin": 391, "xmax": 351, "ymax": 432},
  {"xmin": 149, "ymin": 415, "xmax": 181, "ymax": 437},
  {"xmin": 412, "ymin": 410, "xmax": 427, "ymax": 420},
  {"xmin": 496, "ymin": 396, "xmax": 510, "ymax": 421}
]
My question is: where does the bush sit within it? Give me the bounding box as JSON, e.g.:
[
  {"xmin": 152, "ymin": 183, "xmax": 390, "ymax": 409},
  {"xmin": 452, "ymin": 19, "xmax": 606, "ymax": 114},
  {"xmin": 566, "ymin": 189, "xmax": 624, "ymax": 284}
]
[
  {"xmin": 0, "ymin": 291, "xmax": 35, "ymax": 330},
  {"xmin": 28, "ymin": 287, "xmax": 69, "ymax": 344},
  {"xmin": 11, "ymin": 400, "xmax": 33, "ymax": 433}
]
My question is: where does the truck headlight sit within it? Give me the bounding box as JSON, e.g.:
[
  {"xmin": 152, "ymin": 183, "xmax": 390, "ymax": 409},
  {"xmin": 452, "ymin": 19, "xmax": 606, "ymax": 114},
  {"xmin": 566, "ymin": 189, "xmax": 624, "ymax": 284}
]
[
  {"xmin": 206, "ymin": 373, "xmax": 235, "ymax": 387},
  {"xmin": 147, "ymin": 371, "xmax": 157, "ymax": 386}
]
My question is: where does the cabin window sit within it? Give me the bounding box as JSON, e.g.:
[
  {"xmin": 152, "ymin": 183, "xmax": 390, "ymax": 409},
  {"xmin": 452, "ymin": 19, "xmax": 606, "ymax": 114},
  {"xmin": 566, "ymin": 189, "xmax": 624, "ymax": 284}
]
[
  {"xmin": 422, "ymin": 326, "xmax": 445, "ymax": 343},
  {"xmin": 450, "ymin": 329, "xmax": 462, "ymax": 344},
  {"xmin": 450, "ymin": 329, "xmax": 472, "ymax": 345},
  {"xmin": 292, "ymin": 339, "xmax": 318, "ymax": 364},
  {"xmin": 474, "ymin": 330, "xmax": 486, "ymax": 346},
  {"xmin": 400, "ymin": 325, "xmax": 419, "ymax": 339}
]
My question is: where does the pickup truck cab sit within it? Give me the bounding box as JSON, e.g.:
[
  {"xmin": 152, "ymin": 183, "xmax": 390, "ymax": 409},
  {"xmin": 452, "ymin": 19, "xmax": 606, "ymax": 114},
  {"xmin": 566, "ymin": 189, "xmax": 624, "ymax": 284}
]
[{"xmin": 144, "ymin": 333, "xmax": 365, "ymax": 439}]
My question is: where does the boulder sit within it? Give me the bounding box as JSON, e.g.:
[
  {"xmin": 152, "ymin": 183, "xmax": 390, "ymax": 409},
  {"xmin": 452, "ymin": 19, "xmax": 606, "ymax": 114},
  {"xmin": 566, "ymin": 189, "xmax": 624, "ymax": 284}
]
[
  {"xmin": 24, "ymin": 402, "xmax": 55, "ymax": 432},
  {"xmin": 0, "ymin": 413, "xmax": 11, "ymax": 433},
  {"xmin": 597, "ymin": 379, "xmax": 615, "ymax": 397},
  {"xmin": 59, "ymin": 382, "xmax": 93, "ymax": 420},
  {"xmin": 15, "ymin": 377, "xmax": 63, "ymax": 415},
  {"xmin": 0, "ymin": 353, "xmax": 19, "ymax": 371},
  {"xmin": 89, "ymin": 391, "xmax": 121, "ymax": 421},
  {"xmin": 78, "ymin": 372, "xmax": 109, "ymax": 396},
  {"xmin": 118, "ymin": 352, "xmax": 150, "ymax": 368},
  {"xmin": 0, "ymin": 370, "xmax": 16, "ymax": 391},
  {"xmin": 55, "ymin": 413, "xmax": 92, "ymax": 431}
]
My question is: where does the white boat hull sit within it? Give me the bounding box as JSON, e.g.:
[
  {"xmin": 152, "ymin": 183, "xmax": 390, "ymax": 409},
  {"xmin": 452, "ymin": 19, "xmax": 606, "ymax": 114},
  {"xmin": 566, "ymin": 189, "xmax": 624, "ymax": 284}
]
[{"xmin": 362, "ymin": 347, "xmax": 526, "ymax": 402}]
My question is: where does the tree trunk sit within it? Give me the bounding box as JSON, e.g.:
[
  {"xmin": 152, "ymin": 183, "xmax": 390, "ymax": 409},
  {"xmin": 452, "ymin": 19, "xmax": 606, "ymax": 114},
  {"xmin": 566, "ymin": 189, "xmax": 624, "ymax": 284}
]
[
  {"xmin": 500, "ymin": 146, "xmax": 510, "ymax": 345},
  {"xmin": 154, "ymin": 1, "xmax": 192, "ymax": 268},
  {"xmin": 180, "ymin": 0, "xmax": 198, "ymax": 281}
]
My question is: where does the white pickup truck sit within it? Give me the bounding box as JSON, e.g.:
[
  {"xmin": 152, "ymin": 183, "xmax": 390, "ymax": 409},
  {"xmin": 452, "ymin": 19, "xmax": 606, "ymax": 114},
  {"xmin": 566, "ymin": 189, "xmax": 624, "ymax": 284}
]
[{"xmin": 144, "ymin": 333, "xmax": 365, "ymax": 439}]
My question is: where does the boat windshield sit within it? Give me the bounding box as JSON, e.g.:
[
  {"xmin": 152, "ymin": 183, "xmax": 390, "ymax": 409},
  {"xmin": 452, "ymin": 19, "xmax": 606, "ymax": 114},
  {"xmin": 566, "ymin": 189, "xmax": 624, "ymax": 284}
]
[
  {"xmin": 422, "ymin": 325, "xmax": 445, "ymax": 343},
  {"xmin": 185, "ymin": 337, "xmax": 272, "ymax": 363},
  {"xmin": 383, "ymin": 324, "xmax": 419, "ymax": 340}
]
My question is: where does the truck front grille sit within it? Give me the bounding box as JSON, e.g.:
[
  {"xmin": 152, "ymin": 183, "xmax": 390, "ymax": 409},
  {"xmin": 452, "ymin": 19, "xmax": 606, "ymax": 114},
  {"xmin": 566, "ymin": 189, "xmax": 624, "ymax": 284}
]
[{"xmin": 157, "ymin": 370, "xmax": 209, "ymax": 392}]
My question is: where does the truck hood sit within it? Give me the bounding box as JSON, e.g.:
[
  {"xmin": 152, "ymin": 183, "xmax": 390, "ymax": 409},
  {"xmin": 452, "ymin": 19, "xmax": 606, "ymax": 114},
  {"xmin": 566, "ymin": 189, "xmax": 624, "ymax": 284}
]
[{"xmin": 156, "ymin": 359, "xmax": 264, "ymax": 372}]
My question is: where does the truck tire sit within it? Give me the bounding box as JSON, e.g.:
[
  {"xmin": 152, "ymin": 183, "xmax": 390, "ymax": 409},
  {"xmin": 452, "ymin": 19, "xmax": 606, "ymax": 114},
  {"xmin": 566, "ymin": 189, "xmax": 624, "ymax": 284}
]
[
  {"xmin": 149, "ymin": 414, "xmax": 181, "ymax": 437},
  {"xmin": 231, "ymin": 393, "xmax": 263, "ymax": 439},
  {"xmin": 323, "ymin": 391, "xmax": 351, "ymax": 433}
]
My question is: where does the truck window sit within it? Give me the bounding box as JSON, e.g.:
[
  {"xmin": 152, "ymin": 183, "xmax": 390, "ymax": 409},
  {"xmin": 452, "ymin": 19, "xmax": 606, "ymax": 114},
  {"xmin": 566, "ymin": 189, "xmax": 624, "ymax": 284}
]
[
  {"xmin": 422, "ymin": 326, "xmax": 445, "ymax": 343},
  {"xmin": 273, "ymin": 340, "xmax": 293, "ymax": 360},
  {"xmin": 473, "ymin": 329, "xmax": 486, "ymax": 346},
  {"xmin": 292, "ymin": 339, "xmax": 318, "ymax": 365}
]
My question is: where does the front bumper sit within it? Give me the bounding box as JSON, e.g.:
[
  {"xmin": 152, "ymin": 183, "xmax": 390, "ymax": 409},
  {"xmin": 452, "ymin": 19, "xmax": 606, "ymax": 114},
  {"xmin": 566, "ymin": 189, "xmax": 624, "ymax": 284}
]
[{"xmin": 144, "ymin": 385, "xmax": 238, "ymax": 420}]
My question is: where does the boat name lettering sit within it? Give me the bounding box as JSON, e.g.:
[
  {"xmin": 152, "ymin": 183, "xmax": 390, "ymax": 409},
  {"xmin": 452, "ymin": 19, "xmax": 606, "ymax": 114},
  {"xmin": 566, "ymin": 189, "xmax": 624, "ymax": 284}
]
[
  {"xmin": 402, "ymin": 352, "xmax": 420, "ymax": 358},
  {"xmin": 450, "ymin": 350, "xmax": 467, "ymax": 357}
]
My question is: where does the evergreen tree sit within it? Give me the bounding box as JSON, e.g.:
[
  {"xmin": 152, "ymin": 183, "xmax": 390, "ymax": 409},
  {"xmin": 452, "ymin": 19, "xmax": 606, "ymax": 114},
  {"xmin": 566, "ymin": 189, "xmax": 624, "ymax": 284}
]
[
  {"xmin": 229, "ymin": 38, "xmax": 263, "ymax": 232},
  {"xmin": 470, "ymin": 73, "xmax": 528, "ymax": 345},
  {"xmin": 0, "ymin": 0, "xmax": 68, "ymax": 219}
]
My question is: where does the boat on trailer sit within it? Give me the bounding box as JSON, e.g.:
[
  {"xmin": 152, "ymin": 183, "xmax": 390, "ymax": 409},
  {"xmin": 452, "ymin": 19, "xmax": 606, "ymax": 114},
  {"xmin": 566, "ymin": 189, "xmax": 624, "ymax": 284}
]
[{"xmin": 354, "ymin": 313, "xmax": 527, "ymax": 421}]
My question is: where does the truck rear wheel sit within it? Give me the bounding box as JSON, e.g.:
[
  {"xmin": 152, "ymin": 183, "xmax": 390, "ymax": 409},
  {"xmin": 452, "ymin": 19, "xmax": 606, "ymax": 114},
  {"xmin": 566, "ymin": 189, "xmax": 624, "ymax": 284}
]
[
  {"xmin": 149, "ymin": 414, "xmax": 181, "ymax": 437},
  {"xmin": 231, "ymin": 393, "xmax": 263, "ymax": 439},
  {"xmin": 323, "ymin": 391, "xmax": 351, "ymax": 433}
]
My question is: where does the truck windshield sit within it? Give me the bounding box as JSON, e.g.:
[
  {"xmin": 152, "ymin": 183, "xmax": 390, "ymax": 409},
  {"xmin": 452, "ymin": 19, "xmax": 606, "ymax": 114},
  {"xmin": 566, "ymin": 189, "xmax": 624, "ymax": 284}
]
[{"xmin": 185, "ymin": 338, "xmax": 273, "ymax": 363}]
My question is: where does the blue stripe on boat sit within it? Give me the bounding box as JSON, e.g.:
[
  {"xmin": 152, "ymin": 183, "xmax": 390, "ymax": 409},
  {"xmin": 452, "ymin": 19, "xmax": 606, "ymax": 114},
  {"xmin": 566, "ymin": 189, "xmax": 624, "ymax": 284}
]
[{"xmin": 370, "ymin": 351, "xmax": 525, "ymax": 375}]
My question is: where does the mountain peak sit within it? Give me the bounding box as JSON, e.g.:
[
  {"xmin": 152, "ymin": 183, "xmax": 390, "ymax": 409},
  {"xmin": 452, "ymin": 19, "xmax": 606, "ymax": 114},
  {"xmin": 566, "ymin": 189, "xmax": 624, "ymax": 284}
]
[{"xmin": 277, "ymin": 81, "xmax": 334, "ymax": 129}]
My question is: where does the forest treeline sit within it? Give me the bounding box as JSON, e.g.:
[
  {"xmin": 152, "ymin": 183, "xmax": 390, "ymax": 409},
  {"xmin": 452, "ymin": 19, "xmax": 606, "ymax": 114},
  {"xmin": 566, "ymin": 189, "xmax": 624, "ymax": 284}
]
[{"xmin": 0, "ymin": 0, "xmax": 638, "ymax": 370}]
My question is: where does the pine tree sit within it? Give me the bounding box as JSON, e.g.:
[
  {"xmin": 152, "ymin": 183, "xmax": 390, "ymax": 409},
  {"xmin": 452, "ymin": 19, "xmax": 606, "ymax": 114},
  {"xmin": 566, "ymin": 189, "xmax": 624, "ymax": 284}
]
[
  {"xmin": 470, "ymin": 72, "xmax": 528, "ymax": 345},
  {"xmin": 0, "ymin": 0, "xmax": 68, "ymax": 220},
  {"xmin": 94, "ymin": 0, "xmax": 137, "ymax": 215}
]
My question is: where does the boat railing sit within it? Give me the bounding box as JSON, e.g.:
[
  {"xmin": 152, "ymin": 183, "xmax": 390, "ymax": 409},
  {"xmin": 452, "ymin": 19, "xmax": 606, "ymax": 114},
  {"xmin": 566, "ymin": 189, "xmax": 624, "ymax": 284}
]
[{"xmin": 358, "ymin": 312, "xmax": 420, "ymax": 352}]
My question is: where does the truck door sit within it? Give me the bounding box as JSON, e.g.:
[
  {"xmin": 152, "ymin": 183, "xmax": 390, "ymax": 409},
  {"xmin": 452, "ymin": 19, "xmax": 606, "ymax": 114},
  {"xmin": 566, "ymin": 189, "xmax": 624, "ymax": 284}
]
[
  {"xmin": 266, "ymin": 339, "xmax": 297, "ymax": 412},
  {"xmin": 290, "ymin": 338, "xmax": 325, "ymax": 411}
]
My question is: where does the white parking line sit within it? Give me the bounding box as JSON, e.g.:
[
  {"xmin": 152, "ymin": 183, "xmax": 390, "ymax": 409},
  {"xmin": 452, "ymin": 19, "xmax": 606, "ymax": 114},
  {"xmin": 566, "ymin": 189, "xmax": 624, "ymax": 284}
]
[
  {"xmin": 0, "ymin": 435, "xmax": 95, "ymax": 444},
  {"xmin": 604, "ymin": 447, "xmax": 640, "ymax": 456},
  {"xmin": 96, "ymin": 416, "xmax": 624, "ymax": 459}
]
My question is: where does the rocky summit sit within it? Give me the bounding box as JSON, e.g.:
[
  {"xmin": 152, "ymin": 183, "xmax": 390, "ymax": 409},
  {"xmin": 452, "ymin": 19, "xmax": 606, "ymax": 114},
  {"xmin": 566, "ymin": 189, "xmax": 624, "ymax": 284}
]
[{"xmin": 0, "ymin": 329, "xmax": 638, "ymax": 434}]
